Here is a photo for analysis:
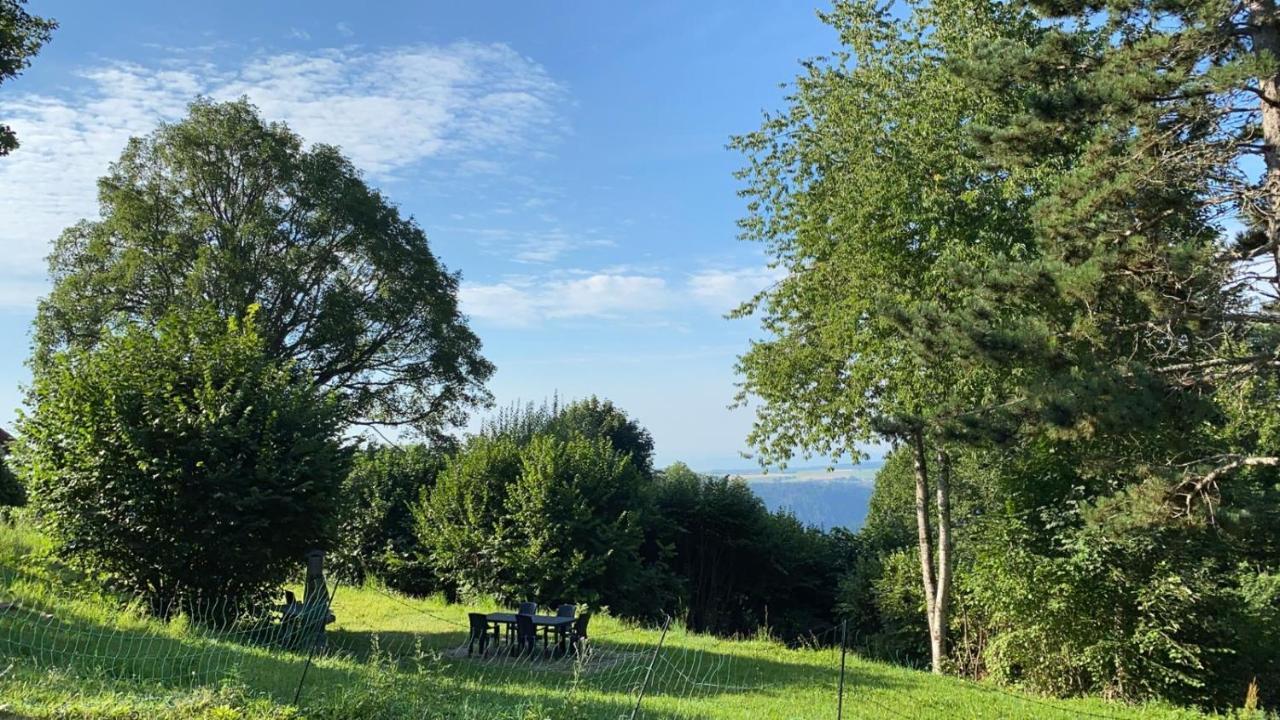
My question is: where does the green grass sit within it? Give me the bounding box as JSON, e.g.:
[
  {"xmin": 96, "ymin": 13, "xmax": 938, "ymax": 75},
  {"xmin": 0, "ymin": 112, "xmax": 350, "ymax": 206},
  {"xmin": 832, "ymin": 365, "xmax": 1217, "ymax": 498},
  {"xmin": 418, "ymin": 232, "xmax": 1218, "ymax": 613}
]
[{"xmin": 0, "ymin": 521, "xmax": 1257, "ymax": 720}]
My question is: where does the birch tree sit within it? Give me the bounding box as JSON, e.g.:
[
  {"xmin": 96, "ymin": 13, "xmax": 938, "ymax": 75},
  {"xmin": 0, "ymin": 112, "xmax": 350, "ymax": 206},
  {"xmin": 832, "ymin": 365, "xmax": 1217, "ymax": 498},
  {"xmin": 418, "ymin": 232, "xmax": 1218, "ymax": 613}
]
[{"xmin": 730, "ymin": 0, "xmax": 1038, "ymax": 673}]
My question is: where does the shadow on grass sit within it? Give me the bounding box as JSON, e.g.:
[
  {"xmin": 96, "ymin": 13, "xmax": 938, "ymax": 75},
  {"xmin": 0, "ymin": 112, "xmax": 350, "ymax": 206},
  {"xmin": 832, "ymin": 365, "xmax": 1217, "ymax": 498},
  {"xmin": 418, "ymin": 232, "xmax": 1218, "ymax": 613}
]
[
  {"xmin": 322, "ymin": 622, "xmax": 914, "ymax": 703},
  {"xmin": 0, "ymin": 585, "xmax": 918, "ymax": 720}
]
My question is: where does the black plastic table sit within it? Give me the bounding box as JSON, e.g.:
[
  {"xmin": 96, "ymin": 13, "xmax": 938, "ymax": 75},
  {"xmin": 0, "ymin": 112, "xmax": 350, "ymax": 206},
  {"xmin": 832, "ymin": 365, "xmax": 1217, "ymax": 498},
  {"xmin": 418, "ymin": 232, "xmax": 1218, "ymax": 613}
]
[{"xmin": 485, "ymin": 612, "xmax": 574, "ymax": 654}]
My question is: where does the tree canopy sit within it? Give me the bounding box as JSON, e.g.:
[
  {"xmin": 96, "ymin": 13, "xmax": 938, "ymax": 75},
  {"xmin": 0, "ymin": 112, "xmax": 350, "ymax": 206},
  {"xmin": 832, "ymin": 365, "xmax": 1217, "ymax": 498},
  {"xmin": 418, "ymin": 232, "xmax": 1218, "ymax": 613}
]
[
  {"xmin": 731, "ymin": 0, "xmax": 1280, "ymax": 702},
  {"xmin": 0, "ymin": 0, "xmax": 56, "ymax": 155},
  {"xmin": 730, "ymin": 0, "xmax": 1040, "ymax": 672},
  {"xmin": 34, "ymin": 98, "xmax": 494, "ymax": 437}
]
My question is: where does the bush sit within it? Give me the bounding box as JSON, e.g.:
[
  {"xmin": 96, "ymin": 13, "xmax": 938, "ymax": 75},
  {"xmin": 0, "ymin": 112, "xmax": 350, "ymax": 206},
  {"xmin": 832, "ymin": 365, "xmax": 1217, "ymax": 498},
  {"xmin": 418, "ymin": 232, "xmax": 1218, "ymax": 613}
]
[
  {"xmin": 418, "ymin": 434, "xmax": 523, "ymax": 600},
  {"xmin": 15, "ymin": 308, "xmax": 350, "ymax": 611},
  {"xmin": 481, "ymin": 396, "xmax": 655, "ymax": 477},
  {"xmin": 549, "ymin": 397, "xmax": 655, "ymax": 477},
  {"xmin": 968, "ymin": 498, "xmax": 1280, "ymax": 707},
  {"xmin": 503, "ymin": 434, "xmax": 647, "ymax": 610},
  {"xmin": 334, "ymin": 443, "xmax": 448, "ymax": 594},
  {"xmin": 418, "ymin": 432, "xmax": 651, "ymax": 613}
]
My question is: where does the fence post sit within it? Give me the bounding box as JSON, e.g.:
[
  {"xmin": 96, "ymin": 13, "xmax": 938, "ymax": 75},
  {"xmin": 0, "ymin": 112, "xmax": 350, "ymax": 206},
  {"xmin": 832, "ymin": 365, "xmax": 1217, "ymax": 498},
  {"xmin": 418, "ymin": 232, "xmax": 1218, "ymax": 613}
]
[
  {"xmin": 292, "ymin": 578, "xmax": 339, "ymax": 707},
  {"xmin": 630, "ymin": 615, "xmax": 671, "ymax": 720},
  {"xmin": 837, "ymin": 619, "xmax": 848, "ymax": 720}
]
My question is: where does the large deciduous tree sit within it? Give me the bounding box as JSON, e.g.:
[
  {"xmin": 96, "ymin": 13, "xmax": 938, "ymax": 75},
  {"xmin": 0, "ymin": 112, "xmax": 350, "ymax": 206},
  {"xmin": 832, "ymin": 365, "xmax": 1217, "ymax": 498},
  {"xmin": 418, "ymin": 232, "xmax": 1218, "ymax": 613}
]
[
  {"xmin": 0, "ymin": 0, "xmax": 56, "ymax": 156},
  {"xmin": 730, "ymin": 0, "xmax": 1037, "ymax": 673},
  {"xmin": 34, "ymin": 98, "xmax": 493, "ymax": 437}
]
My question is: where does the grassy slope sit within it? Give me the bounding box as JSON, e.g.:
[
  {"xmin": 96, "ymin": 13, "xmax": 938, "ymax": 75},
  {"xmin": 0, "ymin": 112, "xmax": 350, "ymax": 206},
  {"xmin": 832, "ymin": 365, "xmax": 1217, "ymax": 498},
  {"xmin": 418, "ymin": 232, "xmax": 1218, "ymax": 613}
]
[{"xmin": 0, "ymin": 522, "xmax": 1233, "ymax": 720}]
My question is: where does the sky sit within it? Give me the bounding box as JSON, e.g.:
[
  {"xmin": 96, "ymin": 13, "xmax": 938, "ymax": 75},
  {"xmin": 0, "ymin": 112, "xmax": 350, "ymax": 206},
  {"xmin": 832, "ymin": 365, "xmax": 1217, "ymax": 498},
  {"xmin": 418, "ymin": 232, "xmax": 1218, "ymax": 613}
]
[{"xmin": 0, "ymin": 1, "xmax": 851, "ymax": 471}]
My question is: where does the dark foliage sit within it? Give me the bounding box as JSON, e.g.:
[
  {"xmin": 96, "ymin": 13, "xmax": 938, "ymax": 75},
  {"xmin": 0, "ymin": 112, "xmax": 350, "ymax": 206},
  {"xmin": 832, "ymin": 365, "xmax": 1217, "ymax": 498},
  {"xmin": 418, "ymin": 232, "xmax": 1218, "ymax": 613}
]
[
  {"xmin": 334, "ymin": 443, "xmax": 449, "ymax": 595},
  {"xmin": 0, "ymin": 451, "xmax": 23, "ymax": 507},
  {"xmin": 647, "ymin": 463, "xmax": 851, "ymax": 640}
]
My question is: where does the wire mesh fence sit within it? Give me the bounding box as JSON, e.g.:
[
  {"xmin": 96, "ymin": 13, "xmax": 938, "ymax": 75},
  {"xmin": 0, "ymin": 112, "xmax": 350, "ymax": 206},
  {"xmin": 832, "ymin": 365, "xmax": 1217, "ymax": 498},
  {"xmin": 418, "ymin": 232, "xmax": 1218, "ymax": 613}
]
[{"xmin": 0, "ymin": 579, "xmax": 1142, "ymax": 720}]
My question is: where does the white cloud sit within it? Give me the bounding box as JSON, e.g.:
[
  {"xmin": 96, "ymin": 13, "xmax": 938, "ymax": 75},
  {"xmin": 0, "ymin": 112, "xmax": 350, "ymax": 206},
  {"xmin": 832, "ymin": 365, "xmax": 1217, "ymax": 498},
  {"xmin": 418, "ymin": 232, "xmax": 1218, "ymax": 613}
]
[
  {"xmin": 459, "ymin": 266, "xmax": 786, "ymax": 328},
  {"xmin": 443, "ymin": 223, "xmax": 615, "ymax": 265},
  {"xmin": 0, "ymin": 42, "xmax": 566, "ymax": 308},
  {"xmin": 550, "ymin": 274, "xmax": 668, "ymax": 317},
  {"xmin": 687, "ymin": 266, "xmax": 785, "ymax": 313},
  {"xmin": 460, "ymin": 274, "xmax": 669, "ymax": 327},
  {"xmin": 458, "ymin": 283, "xmax": 541, "ymax": 327},
  {"xmin": 335, "ymin": 22, "xmax": 354, "ymax": 37}
]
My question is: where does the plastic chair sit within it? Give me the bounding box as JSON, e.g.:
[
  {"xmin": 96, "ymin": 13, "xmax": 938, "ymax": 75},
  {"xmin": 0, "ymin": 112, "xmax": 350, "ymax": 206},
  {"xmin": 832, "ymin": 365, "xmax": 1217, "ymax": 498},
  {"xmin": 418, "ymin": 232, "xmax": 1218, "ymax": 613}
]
[
  {"xmin": 571, "ymin": 612, "xmax": 591, "ymax": 655},
  {"xmin": 514, "ymin": 613, "xmax": 538, "ymax": 657},
  {"xmin": 467, "ymin": 613, "xmax": 492, "ymax": 656},
  {"xmin": 545, "ymin": 602, "xmax": 576, "ymax": 653}
]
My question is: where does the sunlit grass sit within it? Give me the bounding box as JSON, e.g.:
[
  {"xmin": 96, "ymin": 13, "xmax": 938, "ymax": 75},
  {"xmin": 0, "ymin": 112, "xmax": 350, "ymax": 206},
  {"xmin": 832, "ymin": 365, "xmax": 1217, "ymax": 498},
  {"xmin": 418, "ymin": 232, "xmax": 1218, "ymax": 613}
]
[{"xmin": 0, "ymin": 520, "xmax": 1255, "ymax": 719}]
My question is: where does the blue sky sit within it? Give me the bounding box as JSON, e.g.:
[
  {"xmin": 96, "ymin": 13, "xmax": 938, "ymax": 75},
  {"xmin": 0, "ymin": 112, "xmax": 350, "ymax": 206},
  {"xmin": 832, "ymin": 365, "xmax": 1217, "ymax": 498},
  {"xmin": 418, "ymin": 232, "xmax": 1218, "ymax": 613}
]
[{"xmin": 0, "ymin": 1, "xmax": 847, "ymax": 470}]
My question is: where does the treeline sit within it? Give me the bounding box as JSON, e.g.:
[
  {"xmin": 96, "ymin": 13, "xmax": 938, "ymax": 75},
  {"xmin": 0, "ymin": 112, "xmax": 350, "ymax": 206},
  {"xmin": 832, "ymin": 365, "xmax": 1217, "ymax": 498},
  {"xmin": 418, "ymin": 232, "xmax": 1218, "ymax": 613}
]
[{"xmin": 332, "ymin": 398, "xmax": 853, "ymax": 640}]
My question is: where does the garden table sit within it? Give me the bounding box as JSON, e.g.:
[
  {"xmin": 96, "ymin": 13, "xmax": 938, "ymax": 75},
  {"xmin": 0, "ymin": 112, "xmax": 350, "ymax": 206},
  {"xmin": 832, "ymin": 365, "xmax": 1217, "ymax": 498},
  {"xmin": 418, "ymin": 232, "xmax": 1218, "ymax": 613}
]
[{"xmin": 485, "ymin": 612, "xmax": 574, "ymax": 655}]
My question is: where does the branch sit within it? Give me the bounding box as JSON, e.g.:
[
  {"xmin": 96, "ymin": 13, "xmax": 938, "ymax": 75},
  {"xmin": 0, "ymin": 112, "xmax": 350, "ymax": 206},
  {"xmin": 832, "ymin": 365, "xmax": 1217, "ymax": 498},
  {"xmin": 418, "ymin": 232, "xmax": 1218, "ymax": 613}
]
[
  {"xmin": 1155, "ymin": 352, "xmax": 1278, "ymax": 375},
  {"xmin": 1170, "ymin": 455, "xmax": 1280, "ymax": 522}
]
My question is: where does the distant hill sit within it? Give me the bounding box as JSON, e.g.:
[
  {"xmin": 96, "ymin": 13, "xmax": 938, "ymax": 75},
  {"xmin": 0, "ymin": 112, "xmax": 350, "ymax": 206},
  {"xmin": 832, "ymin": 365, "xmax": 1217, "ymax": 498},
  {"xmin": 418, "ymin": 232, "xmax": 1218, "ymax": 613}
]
[{"xmin": 707, "ymin": 461, "xmax": 883, "ymax": 532}]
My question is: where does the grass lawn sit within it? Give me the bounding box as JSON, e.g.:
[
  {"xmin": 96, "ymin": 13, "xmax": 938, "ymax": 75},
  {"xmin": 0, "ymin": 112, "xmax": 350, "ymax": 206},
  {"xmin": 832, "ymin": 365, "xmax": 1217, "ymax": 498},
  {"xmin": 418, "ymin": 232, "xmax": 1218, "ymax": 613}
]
[{"xmin": 0, "ymin": 521, "xmax": 1246, "ymax": 719}]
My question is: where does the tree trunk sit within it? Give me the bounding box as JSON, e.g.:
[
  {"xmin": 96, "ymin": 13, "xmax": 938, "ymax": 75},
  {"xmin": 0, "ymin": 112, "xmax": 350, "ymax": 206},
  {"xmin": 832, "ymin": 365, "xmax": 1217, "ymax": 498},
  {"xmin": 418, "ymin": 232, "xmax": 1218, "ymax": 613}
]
[
  {"xmin": 1249, "ymin": 0, "xmax": 1280, "ymax": 286},
  {"xmin": 910, "ymin": 430, "xmax": 947, "ymax": 674},
  {"xmin": 933, "ymin": 448, "xmax": 953, "ymax": 675}
]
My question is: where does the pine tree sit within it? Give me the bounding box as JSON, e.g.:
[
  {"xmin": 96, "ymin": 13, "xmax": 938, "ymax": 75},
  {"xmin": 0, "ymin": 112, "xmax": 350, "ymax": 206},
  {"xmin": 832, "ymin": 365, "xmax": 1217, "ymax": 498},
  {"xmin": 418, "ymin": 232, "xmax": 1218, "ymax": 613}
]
[{"xmin": 957, "ymin": 0, "xmax": 1280, "ymax": 508}]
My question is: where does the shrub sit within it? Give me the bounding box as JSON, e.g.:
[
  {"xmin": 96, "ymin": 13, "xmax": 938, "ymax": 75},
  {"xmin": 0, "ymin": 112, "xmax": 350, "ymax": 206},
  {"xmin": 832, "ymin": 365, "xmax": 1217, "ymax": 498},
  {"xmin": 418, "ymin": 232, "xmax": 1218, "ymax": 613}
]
[
  {"xmin": 502, "ymin": 434, "xmax": 647, "ymax": 610},
  {"xmin": 480, "ymin": 396, "xmax": 655, "ymax": 477},
  {"xmin": 15, "ymin": 308, "xmax": 350, "ymax": 611},
  {"xmin": 334, "ymin": 443, "xmax": 448, "ymax": 594},
  {"xmin": 418, "ymin": 432, "xmax": 650, "ymax": 612},
  {"xmin": 968, "ymin": 501, "xmax": 1280, "ymax": 707},
  {"xmin": 548, "ymin": 397, "xmax": 655, "ymax": 477},
  {"xmin": 417, "ymin": 434, "xmax": 523, "ymax": 600}
]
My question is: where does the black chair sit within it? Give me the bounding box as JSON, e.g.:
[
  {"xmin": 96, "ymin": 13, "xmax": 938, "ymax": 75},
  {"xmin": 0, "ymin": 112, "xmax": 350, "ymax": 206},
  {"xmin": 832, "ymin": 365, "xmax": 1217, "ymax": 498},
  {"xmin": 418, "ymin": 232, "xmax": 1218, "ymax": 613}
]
[
  {"xmin": 503, "ymin": 602, "xmax": 537, "ymax": 645},
  {"xmin": 514, "ymin": 613, "xmax": 538, "ymax": 657},
  {"xmin": 467, "ymin": 613, "xmax": 493, "ymax": 656},
  {"xmin": 570, "ymin": 612, "xmax": 591, "ymax": 656},
  {"xmin": 512, "ymin": 602, "xmax": 537, "ymax": 645},
  {"xmin": 550, "ymin": 604, "xmax": 576, "ymax": 656}
]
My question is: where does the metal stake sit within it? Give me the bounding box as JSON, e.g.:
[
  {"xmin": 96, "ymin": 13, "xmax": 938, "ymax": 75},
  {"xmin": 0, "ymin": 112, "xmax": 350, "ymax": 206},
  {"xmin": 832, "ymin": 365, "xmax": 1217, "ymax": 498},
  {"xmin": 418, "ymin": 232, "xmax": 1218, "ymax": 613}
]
[
  {"xmin": 630, "ymin": 615, "xmax": 671, "ymax": 720},
  {"xmin": 292, "ymin": 578, "xmax": 339, "ymax": 707},
  {"xmin": 837, "ymin": 619, "xmax": 848, "ymax": 720}
]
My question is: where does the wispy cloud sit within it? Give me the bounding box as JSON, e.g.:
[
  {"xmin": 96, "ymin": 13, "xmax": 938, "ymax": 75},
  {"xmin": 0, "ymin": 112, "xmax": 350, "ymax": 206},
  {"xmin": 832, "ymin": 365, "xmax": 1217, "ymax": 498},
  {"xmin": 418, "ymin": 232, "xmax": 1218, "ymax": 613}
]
[
  {"xmin": 687, "ymin": 266, "xmax": 785, "ymax": 314},
  {"xmin": 335, "ymin": 22, "xmax": 354, "ymax": 37},
  {"xmin": 460, "ymin": 265, "xmax": 785, "ymax": 328},
  {"xmin": 0, "ymin": 42, "xmax": 567, "ymax": 308},
  {"xmin": 443, "ymin": 223, "xmax": 615, "ymax": 265},
  {"xmin": 461, "ymin": 274, "xmax": 670, "ymax": 327}
]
